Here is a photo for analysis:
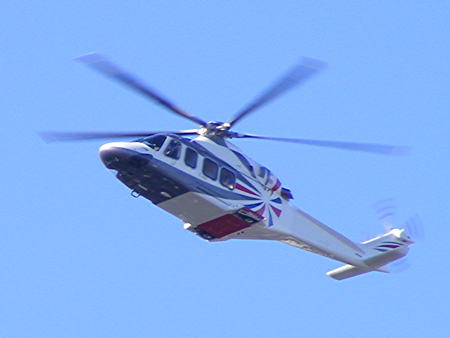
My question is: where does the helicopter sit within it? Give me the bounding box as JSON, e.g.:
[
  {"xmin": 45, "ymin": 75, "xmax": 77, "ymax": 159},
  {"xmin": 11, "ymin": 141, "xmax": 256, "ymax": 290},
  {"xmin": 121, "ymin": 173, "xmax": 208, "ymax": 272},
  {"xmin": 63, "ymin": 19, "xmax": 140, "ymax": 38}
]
[{"xmin": 43, "ymin": 53, "xmax": 416, "ymax": 280}]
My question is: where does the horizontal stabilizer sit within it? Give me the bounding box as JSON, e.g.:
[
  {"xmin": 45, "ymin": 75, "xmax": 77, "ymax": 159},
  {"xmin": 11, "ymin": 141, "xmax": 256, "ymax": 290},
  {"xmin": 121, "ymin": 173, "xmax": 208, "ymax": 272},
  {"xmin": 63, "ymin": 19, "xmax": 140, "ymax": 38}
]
[
  {"xmin": 326, "ymin": 264, "xmax": 389, "ymax": 280},
  {"xmin": 326, "ymin": 265, "xmax": 371, "ymax": 280}
]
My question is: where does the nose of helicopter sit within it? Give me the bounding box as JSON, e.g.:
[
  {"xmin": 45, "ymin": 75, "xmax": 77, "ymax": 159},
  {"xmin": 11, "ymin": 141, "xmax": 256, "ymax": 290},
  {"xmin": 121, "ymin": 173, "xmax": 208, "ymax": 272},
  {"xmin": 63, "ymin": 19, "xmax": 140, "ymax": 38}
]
[
  {"xmin": 99, "ymin": 142, "xmax": 133, "ymax": 169},
  {"xmin": 99, "ymin": 142, "xmax": 150, "ymax": 170}
]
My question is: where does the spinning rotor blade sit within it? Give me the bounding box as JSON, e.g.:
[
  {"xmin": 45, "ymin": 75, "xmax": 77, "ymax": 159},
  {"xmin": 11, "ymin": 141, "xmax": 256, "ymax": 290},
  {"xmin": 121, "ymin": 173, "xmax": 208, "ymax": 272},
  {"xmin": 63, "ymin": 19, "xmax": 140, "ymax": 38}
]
[
  {"xmin": 76, "ymin": 53, "xmax": 208, "ymax": 126},
  {"xmin": 374, "ymin": 200, "xmax": 424, "ymax": 240},
  {"xmin": 231, "ymin": 134, "xmax": 409, "ymax": 155},
  {"xmin": 403, "ymin": 215, "xmax": 425, "ymax": 241},
  {"xmin": 40, "ymin": 129, "xmax": 199, "ymax": 142},
  {"xmin": 227, "ymin": 57, "xmax": 326, "ymax": 127},
  {"xmin": 374, "ymin": 199, "xmax": 397, "ymax": 231},
  {"xmin": 371, "ymin": 201, "xmax": 423, "ymax": 273}
]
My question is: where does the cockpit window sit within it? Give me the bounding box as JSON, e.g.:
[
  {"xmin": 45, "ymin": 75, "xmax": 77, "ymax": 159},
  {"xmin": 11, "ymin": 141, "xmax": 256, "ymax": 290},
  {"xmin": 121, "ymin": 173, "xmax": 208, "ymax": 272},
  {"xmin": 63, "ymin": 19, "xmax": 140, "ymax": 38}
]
[
  {"xmin": 142, "ymin": 135, "xmax": 167, "ymax": 151},
  {"xmin": 220, "ymin": 168, "xmax": 236, "ymax": 190},
  {"xmin": 202, "ymin": 158, "xmax": 218, "ymax": 180},
  {"xmin": 164, "ymin": 139, "xmax": 181, "ymax": 159},
  {"xmin": 184, "ymin": 148, "xmax": 198, "ymax": 168},
  {"xmin": 232, "ymin": 150, "xmax": 256, "ymax": 177}
]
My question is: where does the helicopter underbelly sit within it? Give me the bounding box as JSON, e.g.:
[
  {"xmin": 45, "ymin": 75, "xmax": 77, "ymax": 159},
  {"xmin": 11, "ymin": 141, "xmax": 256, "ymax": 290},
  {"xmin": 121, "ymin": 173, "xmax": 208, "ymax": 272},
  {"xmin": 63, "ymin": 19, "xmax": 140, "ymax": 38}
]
[
  {"xmin": 116, "ymin": 167, "xmax": 189, "ymax": 205},
  {"xmin": 102, "ymin": 147, "xmax": 190, "ymax": 204},
  {"xmin": 119, "ymin": 168, "xmax": 264, "ymax": 240},
  {"xmin": 157, "ymin": 192, "xmax": 263, "ymax": 240},
  {"xmin": 157, "ymin": 192, "xmax": 229, "ymax": 224},
  {"xmin": 103, "ymin": 147, "xmax": 265, "ymax": 240}
]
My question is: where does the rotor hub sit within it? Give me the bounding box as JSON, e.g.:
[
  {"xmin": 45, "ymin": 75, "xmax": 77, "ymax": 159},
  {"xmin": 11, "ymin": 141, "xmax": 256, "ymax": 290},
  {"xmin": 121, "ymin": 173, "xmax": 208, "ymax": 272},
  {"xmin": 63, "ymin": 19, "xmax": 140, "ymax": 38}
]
[{"xmin": 202, "ymin": 121, "xmax": 232, "ymax": 137}]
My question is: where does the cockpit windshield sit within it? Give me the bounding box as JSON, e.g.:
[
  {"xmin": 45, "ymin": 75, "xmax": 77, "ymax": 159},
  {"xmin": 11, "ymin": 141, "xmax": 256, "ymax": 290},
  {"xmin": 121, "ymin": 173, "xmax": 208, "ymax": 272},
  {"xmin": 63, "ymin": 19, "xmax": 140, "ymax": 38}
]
[{"xmin": 140, "ymin": 134, "xmax": 167, "ymax": 151}]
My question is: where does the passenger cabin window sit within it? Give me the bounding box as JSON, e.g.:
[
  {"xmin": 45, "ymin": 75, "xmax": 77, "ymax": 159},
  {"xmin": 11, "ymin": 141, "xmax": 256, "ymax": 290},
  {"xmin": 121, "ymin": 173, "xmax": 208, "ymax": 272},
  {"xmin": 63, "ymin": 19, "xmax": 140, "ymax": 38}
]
[
  {"xmin": 220, "ymin": 168, "xmax": 236, "ymax": 190},
  {"xmin": 266, "ymin": 173, "xmax": 276, "ymax": 186},
  {"xmin": 258, "ymin": 166, "xmax": 268, "ymax": 179},
  {"xmin": 202, "ymin": 158, "xmax": 218, "ymax": 180},
  {"xmin": 142, "ymin": 135, "xmax": 166, "ymax": 151},
  {"xmin": 164, "ymin": 139, "xmax": 181, "ymax": 159},
  {"xmin": 184, "ymin": 148, "xmax": 198, "ymax": 168}
]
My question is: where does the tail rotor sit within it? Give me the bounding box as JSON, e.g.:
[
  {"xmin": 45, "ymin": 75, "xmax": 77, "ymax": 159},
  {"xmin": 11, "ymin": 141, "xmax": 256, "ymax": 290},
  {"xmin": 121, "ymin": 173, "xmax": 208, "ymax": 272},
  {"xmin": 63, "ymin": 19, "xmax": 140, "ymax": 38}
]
[
  {"xmin": 374, "ymin": 198, "xmax": 397, "ymax": 232},
  {"xmin": 373, "ymin": 199, "xmax": 424, "ymax": 272}
]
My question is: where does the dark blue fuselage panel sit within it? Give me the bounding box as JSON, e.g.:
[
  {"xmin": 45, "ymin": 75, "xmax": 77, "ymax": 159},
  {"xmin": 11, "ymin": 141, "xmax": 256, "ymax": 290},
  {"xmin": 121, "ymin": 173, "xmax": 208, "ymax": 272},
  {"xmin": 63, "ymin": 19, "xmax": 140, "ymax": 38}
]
[{"xmin": 100, "ymin": 146, "xmax": 256, "ymax": 206}]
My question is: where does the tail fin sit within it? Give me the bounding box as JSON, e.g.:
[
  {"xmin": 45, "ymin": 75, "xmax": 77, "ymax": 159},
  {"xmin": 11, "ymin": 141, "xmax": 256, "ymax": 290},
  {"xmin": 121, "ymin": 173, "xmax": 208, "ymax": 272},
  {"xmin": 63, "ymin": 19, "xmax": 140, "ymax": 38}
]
[{"xmin": 327, "ymin": 228, "xmax": 412, "ymax": 280}]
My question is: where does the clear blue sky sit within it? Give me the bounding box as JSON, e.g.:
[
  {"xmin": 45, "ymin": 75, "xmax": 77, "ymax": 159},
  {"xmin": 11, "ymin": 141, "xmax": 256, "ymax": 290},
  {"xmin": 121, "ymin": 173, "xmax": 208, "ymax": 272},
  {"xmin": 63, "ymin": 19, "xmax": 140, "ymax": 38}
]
[{"xmin": 1, "ymin": 1, "xmax": 449, "ymax": 337}]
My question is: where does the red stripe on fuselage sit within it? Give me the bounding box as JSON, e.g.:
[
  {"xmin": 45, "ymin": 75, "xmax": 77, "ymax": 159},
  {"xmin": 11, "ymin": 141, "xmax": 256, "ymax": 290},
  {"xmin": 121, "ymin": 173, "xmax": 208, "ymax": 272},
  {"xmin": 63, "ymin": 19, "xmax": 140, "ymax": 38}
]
[
  {"xmin": 271, "ymin": 179, "xmax": 281, "ymax": 192},
  {"xmin": 254, "ymin": 204, "xmax": 266, "ymax": 216},
  {"xmin": 235, "ymin": 183, "xmax": 259, "ymax": 197},
  {"xmin": 378, "ymin": 244, "xmax": 400, "ymax": 249},
  {"xmin": 270, "ymin": 205, "xmax": 282, "ymax": 217}
]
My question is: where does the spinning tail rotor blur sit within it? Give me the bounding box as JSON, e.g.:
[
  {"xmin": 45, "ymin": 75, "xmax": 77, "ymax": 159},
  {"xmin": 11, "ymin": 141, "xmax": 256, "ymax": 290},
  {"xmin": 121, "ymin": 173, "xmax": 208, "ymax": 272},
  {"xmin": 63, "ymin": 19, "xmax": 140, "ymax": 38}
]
[{"xmin": 373, "ymin": 199, "xmax": 424, "ymax": 272}]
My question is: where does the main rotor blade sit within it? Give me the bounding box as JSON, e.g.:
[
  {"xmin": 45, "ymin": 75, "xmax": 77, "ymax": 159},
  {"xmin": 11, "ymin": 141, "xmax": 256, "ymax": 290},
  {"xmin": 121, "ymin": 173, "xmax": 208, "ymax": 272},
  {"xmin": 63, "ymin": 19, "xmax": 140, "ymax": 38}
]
[
  {"xmin": 40, "ymin": 129, "xmax": 199, "ymax": 142},
  {"xmin": 232, "ymin": 133, "xmax": 409, "ymax": 155},
  {"xmin": 227, "ymin": 57, "xmax": 326, "ymax": 127},
  {"xmin": 76, "ymin": 53, "xmax": 208, "ymax": 126}
]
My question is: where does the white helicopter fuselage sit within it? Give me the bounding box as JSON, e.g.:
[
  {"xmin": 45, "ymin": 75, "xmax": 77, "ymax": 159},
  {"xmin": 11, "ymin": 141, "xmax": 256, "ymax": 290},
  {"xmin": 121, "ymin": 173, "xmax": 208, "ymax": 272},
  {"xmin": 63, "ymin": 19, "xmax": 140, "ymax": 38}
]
[{"xmin": 99, "ymin": 134, "xmax": 412, "ymax": 280}]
